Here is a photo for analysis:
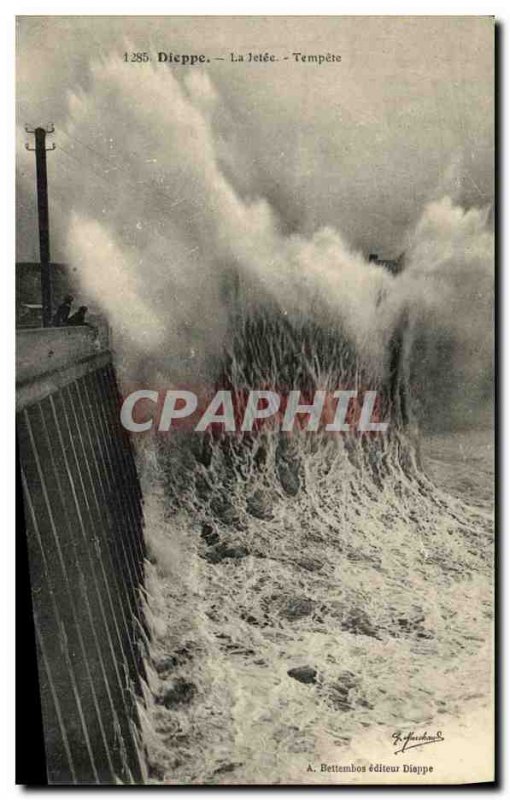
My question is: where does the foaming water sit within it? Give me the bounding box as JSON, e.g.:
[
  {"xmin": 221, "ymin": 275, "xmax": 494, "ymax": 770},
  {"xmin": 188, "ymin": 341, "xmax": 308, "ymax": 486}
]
[
  {"xmin": 45, "ymin": 54, "xmax": 494, "ymax": 785},
  {"xmin": 15, "ymin": 40, "xmax": 493, "ymax": 783},
  {"xmin": 137, "ymin": 414, "xmax": 493, "ymax": 784}
]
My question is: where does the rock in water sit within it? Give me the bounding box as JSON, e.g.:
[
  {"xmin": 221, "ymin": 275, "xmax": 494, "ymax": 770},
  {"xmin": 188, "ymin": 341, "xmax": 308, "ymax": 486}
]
[{"xmin": 287, "ymin": 666, "xmax": 317, "ymax": 684}]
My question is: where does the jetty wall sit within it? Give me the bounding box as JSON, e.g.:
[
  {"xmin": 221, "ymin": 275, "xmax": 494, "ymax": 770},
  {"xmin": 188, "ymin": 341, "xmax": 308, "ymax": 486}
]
[{"xmin": 17, "ymin": 327, "xmax": 147, "ymax": 784}]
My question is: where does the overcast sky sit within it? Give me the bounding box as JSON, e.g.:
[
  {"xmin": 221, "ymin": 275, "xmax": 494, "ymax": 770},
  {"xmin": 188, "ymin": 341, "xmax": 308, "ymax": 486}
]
[{"xmin": 16, "ymin": 15, "xmax": 494, "ymax": 262}]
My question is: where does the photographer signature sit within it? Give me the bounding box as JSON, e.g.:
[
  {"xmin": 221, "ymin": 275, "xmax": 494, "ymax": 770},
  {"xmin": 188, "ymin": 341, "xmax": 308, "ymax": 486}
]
[{"xmin": 392, "ymin": 730, "xmax": 445, "ymax": 755}]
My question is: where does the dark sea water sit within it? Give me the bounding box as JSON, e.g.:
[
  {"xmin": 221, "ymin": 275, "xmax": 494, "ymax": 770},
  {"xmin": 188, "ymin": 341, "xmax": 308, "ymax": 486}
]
[{"xmin": 421, "ymin": 429, "xmax": 494, "ymax": 508}]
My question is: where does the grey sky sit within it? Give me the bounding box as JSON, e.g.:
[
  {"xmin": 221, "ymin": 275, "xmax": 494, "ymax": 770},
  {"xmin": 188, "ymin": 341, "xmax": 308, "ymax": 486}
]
[{"xmin": 16, "ymin": 15, "xmax": 494, "ymax": 262}]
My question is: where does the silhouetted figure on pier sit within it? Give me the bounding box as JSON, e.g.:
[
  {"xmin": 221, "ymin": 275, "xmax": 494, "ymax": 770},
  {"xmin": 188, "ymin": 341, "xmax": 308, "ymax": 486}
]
[
  {"xmin": 52, "ymin": 294, "xmax": 74, "ymax": 326},
  {"xmin": 67, "ymin": 305, "xmax": 88, "ymax": 326}
]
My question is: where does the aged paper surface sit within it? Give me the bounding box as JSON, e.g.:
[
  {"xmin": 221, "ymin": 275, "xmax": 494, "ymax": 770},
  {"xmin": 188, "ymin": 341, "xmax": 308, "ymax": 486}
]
[{"xmin": 16, "ymin": 16, "xmax": 494, "ymax": 785}]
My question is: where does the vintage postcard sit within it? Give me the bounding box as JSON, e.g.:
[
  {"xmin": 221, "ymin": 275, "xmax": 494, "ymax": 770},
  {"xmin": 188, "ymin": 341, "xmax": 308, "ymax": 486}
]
[{"xmin": 16, "ymin": 15, "xmax": 495, "ymax": 785}]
